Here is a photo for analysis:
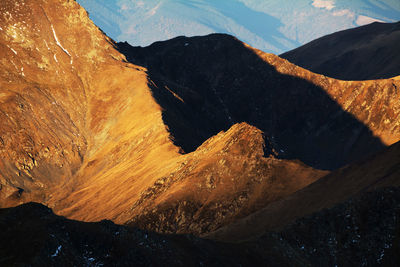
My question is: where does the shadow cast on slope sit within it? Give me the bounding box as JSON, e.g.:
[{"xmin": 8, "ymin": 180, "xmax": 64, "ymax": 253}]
[{"xmin": 117, "ymin": 34, "xmax": 386, "ymax": 170}]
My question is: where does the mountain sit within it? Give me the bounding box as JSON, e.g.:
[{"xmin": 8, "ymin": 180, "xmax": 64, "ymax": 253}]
[
  {"xmin": 281, "ymin": 21, "xmax": 400, "ymax": 80},
  {"xmin": 1, "ymin": 0, "xmax": 400, "ymax": 239},
  {"xmin": 0, "ymin": 0, "xmax": 325, "ymax": 238},
  {"xmin": 1, "ymin": 0, "xmax": 400, "ymax": 265},
  {"xmin": 76, "ymin": 0, "xmax": 400, "ymax": 54},
  {"xmin": 117, "ymin": 35, "xmax": 400, "ymax": 171}
]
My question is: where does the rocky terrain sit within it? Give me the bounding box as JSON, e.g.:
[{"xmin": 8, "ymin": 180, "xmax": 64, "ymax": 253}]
[
  {"xmin": 1, "ymin": 187, "xmax": 399, "ymax": 266},
  {"xmin": 1, "ymin": 0, "xmax": 400, "ymax": 265},
  {"xmin": 281, "ymin": 21, "xmax": 400, "ymax": 80},
  {"xmin": 123, "ymin": 123, "xmax": 323, "ymax": 235}
]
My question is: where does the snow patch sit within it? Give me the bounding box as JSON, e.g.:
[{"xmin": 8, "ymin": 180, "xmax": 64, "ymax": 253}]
[
  {"xmin": 44, "ymin": 40, "xmax": 50, "ymax": 50},
  {"xmin": 356, "ymin": 15, "xmax": 384, "ymax": 26},
  {"xmin": 53, "ymin": 54, "xmax": 58, "ymax": 63},
  {"xmin": 51, "ymin": 24, "xmax": 72, "ymax": 61},
  {"xmin": 10, "ymin": 60, "xmax": 18, "ymax": 71},
  {"xmin": 312, "ymin": 0, "xmax": 335, "ymax": 10},
  {"xmin": 51, "ymin": 245, "xmax": 62, "ymax": 257},
  {"xmin": 10, "ymin": 47, "xmax": 17, "ymax": 55}
]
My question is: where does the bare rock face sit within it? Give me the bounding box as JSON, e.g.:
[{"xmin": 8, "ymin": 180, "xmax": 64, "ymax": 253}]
[
  {"xmin": 0, "ymin": 0, "xmax": 92, "ymax": 205},
  {"xmin": 117, "ymin": 35, "xmax": 400, "ymax": 170},
  {"xmin": 281, "ymin": 21, "xmax": 400, "ymax": 80}
]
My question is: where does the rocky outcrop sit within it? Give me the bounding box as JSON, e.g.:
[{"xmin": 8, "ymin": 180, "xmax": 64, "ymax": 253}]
[{"xmin": 123, "ymin": 123, "xmax": 324, "ymax": 235}]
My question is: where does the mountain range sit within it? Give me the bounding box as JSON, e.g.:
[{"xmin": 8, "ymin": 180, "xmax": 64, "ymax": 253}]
[
  {"xmin": 76, "ymin": 0, "xmax": 400, "ymax": 54},
  {"xmin": 1, "ymin": 0, "xmax": 400, "ymax": 265}
]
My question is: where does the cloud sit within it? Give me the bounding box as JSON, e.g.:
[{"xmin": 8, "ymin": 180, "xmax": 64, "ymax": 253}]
[
  {"xmin": 312, "ymin": 0, "xmax": 335, "ymax": 11},
  {"xmin": 332, "ymin": 9, "xmax": 355, "ymax": 18}
]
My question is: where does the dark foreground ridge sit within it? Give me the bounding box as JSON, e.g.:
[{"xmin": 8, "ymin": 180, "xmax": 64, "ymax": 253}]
[
  {"xmin": 281, "ymin": 21, "xmax": 400, "ymax": 80},
  {"xmin": 2, "ymin": 186, "xmax": 400, "ymax": 266},
  {"xmin": 0, "ymin": 203, "xmax": 261, "ymax": 266}
]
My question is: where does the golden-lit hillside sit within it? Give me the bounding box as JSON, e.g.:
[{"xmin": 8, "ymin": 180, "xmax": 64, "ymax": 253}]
[{"xmin": 0, "ymin": 0, "xmax": 325, "ymax": 236}]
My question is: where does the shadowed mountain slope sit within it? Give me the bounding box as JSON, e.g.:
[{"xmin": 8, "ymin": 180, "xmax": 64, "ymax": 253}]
[
  {"xmin": 281, "ymin": 21, "xmax": 400, "ymax": 80},
  {"xmin": 0, "ymin": 202, "xmax": 289, "ymax": 266},
  {"xmin": 208, "ymin": 140, "xmax": 400, "ymax": 242},
  {"xmin": 256, "ymin": 186, "xmax": 400, "ymax": 266},
  {"xmin": 118, "ymin": 36, "xmax": 400, "ymax": 170}
]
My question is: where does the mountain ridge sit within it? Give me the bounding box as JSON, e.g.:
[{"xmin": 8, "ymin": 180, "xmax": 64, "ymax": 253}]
[
  {"xmin": 281, "ymin": 21, "xmax": 400, "ymax": 80},
  {"xmin": 118, "ymin": 33, "xmax": 400, "ymax": 171}
]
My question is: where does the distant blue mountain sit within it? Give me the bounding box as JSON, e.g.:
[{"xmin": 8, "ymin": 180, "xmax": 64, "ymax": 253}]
[{"xmin": 77, "ymin": 0, "xmax": 400, "ymax": 54}]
